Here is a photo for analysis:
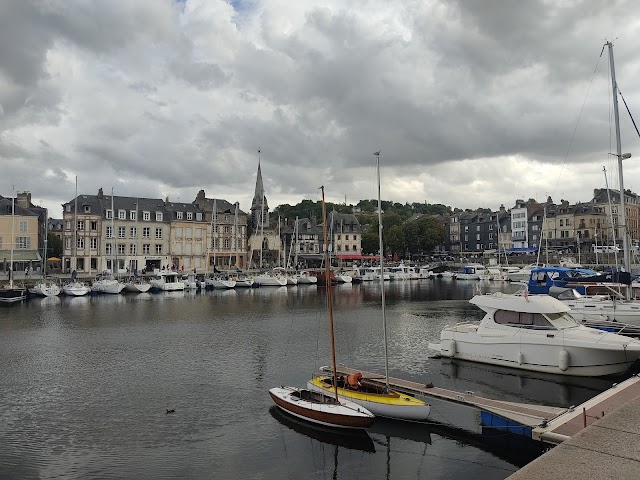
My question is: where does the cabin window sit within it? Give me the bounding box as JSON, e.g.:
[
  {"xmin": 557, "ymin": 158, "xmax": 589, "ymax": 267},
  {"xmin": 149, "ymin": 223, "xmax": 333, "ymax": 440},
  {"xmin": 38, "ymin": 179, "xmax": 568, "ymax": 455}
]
[{"xmin": 494, "ymin": 310, "xmax": 555, "ymax": 329}]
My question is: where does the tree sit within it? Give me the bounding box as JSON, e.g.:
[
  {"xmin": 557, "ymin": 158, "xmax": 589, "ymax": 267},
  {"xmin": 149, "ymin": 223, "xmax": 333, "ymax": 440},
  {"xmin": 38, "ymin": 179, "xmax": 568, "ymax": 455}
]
[
  {"xmin": 385, "ymin": 225, "xmax": 406, "ymax": 256},
  {"xmin": 47, "ymin": 233, "xmax": 63, "ymax": 258},
  {"xmin": 403, "ymin": 216, "xmax": 446, "ymax": 254}
]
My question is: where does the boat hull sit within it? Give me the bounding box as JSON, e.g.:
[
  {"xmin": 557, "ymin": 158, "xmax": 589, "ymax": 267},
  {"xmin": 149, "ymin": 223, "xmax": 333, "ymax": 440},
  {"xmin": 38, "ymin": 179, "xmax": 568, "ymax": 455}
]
[
  {"xmin": 30, "ymin": 282, "xmax": 61, "ymax": 297},
  {"xmin": 269, "ymin": 387, "xmax": 374, "ymax": 429},
  {"xmin": 124, "ymin": 282, "xmax": 151, "ymax": 293},
  {"xmin": 63, "ymin": 282, "xmax": 91, "ymax": 296},
  {"xmin": 430, "ymin": 331, "xmax": 640, "ymax": 376},
  {"xmin": 254, "ymin": 276, "xmax": 287, "ymax": 286},
  {"xmin": 307, "ymin": 376, "xmax": 430, "ymax": 421},
  {"xmin": 0, "ymin": 288, "xmax": 27, "ymax": 303}
]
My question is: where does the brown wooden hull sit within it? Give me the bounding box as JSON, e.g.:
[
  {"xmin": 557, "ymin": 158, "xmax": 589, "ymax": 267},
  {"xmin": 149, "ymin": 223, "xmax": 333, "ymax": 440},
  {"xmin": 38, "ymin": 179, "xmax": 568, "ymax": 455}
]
[{"xmin": 269, "ymin": 391, "xmax": 373, "ymax": 429}]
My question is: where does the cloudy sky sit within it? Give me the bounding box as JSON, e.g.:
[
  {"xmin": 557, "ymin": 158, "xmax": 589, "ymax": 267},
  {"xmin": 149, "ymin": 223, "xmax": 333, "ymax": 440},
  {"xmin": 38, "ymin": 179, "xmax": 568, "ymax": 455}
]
[{"xmin": 1, "ymin": 0, "xmax": 640, "ymax": 218}]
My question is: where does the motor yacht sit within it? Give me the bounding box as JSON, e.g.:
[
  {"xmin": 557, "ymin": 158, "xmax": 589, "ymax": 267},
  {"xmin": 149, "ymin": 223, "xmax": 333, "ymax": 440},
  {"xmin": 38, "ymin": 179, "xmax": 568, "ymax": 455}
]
[{"xmin": 428, "ymin": 293, "xmax": 640, "ymax": 376}]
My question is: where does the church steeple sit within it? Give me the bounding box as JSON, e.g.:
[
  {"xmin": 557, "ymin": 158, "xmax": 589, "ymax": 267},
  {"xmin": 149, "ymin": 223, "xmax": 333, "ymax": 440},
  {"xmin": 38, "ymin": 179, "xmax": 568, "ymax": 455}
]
[{"xmin": 250, "ymin": 149, "xmax": 269, "ymax": 229}]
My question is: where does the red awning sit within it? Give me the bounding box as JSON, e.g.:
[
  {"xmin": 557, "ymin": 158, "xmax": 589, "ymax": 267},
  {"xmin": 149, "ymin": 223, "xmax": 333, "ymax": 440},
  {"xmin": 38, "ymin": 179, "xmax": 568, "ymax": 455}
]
[{"xmin": 336, "ymin": 254, "xmax": 378, "ymax": 260}]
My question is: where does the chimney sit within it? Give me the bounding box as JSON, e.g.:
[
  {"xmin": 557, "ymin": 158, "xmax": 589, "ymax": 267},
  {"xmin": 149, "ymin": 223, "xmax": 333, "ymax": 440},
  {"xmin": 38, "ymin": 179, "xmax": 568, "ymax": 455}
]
[
  {"xmin": 97, "ymin": 188, "xmax": 104, "ymax": 199},
  {"xmin": 16, "ymin": 191, "xmax": 31, "ymax": 208}
]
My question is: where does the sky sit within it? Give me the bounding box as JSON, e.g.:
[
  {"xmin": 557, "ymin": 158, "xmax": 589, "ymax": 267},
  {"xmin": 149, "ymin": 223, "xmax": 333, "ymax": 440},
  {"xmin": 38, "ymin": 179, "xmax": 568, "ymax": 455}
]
[{"xmin": 1, "ymin": 0, "xmax": 640, "ymax": 219}]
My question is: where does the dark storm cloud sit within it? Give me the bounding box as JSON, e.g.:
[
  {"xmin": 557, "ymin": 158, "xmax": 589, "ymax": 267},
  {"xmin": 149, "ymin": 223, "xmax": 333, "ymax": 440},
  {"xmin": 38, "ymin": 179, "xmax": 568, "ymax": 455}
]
[{"xmin": 1, "ymin": 0, "xmax": 639, "ymax": 216}]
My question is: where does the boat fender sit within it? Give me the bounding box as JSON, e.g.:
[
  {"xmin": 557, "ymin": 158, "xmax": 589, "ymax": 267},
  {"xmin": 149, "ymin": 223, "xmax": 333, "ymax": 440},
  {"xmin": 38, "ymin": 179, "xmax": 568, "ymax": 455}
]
[
  {"xmin": 559, "ymin": 349, "xmax": 570, "ymax": 371},
  {"xmin": 442, "ymin": 339, "xmax": 456, "ymax": 357},
  {"xmin": 518, "ymin": 352, "xmax": 524, "ymax": 365}
]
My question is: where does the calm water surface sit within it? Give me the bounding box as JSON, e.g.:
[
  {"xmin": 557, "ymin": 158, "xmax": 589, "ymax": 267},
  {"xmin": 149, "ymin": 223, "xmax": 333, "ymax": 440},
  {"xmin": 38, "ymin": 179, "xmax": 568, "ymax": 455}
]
[{"xmin": 0, "ymin": 280, "xmax": 618, "ymax": 479}]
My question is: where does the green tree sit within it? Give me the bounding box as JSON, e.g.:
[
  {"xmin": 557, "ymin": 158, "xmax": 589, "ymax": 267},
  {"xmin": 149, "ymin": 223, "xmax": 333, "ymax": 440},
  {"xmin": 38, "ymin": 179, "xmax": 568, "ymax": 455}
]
[
  {"xmin": 47, "ymin": 233, "xmax": 63, "ymax": 258},
  {"xmin": 385, "ymin": 224, "xmax": 406, "ymax": 256}
]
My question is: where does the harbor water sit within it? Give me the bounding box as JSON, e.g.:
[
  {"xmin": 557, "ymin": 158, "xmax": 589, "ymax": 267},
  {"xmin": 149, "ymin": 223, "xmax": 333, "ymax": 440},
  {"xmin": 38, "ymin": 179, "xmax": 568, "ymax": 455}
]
[{"xmin": 0, "ymin": 280, "xmax": 620, "ymax": 479}]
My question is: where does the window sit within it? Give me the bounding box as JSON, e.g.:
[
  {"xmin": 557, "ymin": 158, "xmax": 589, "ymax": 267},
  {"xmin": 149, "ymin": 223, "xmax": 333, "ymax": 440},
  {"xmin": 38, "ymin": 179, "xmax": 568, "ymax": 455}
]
[
  {"xmin": 560, "ymin": 219, "xmax": 564, "ymax": 226},
  {"xmin": 130, "ymin": 244, "xmax": 136, "ymax": 255},
  {"xmin": 17, "ymin": 237, "xmax": 30, "ymax": 249},
  {"xmin": 224, "ymin": 225, "xmax": 230, "ymax": 233},
  {"xmin": 155, "ymin": 244, "xmax": 162, "ymax": 254},
  {"xmin": 464, "ymin": 235, "xmax": 468, "ymax": 241},
  {"xmin": 187, "ymin": 212, "xmax": 193, "ymax": 220},
  {"xmin": 118, "ymin": 210, "xmax": 126, "ymax": 220},
  {"xmin": 175, "ymin": 227, "xmax": 182, "ymax": 237},
  {"xmin": 476, "ymin": 226, "xmax": 480, "ymax": 231},
  {"xmin": 196, "ymin": 213, "xmax": 202, "ymax": 221},
  {"xmin": 118, "ymin": 227, "xmax": 125, "ymax": 238},
  {"xmin": 155, "ymin": 228, "xmax": 162, "ymax": 239},
  {"xmin": 353, "ymin": 245, "xmax": 357, "ymax": 251},
  {"xmin": 106, "ymin": 244, "xmax": 112, "ymax": 255},
  {"xmin": 20, "ymin": 220, "xmax": 27, "ymax": 232},
  {"xmin": 489, "ymin": 233, "xmax": 494, "ymax": 239},
  {"xmin": 65, "ymin": 220, "xmax": 71, "ymax": 230},
  {"xmin": 494, "ymin": 310, "xmax": 554, "ymax": 329},
  {"xmin": 118, "ymin": 244, "xmax": 125, "ymax": 255},
  {"xmin": 143, "ymin": 227, "xmax": 150, "ymax": 239},
  {"xmin": 84, "ymin": 205, "xmax": 91, "ymax": 213},
  {"xmin": 90, "ymin": 238, "xmax": 98, "ymax": 249},
  {"xmin": 345, "ymin": 245, "xmax": 350, "ymax": 251},
  {"xmin": 65, "ymin": 237, "xmax": 71, "ymax": 249},
  {"xmin": 345, "ymin": 235, "xmax": 349, "ymax": 240},
  {"xmin": 106, "ymin": 226, "xmax": 113, "ymax": 238},
  {"xmin": 155, "ymin": 212, "xmax": 163, "ymax": 221},
  {"xmin": 143, "ymin": 244, "xmax": 150, "ymax": 254},
  {"xmin": 177, "ymin": 212, "xmax": 183, "ymax": 220},
  {"xmin": 66, "ymin": 204, "xmax": 71, "ymax": 213},
  {"xmin": 143, "ymin": 211, "xmax": 150, "ymax": 221},
  {"xmin": 106, "ymin": 209, "xmax": 113, "ymax": 219},
  {"xmin": 224, "ymin": 239, "xmax": 230, "ymax": 249},
  {"xmin": 130, "ymin": 211, "xmax": 136, "ymax": 221},
  {"xmin": 130, "ymin": 227, "xmax": 137, "ymax": 238},
  {"xmin": 476, "ymin": 234, "xmax": 481, "ymax": 240},
  {"xmin": 186, "ymin": 228, "xmax": 192, "ymax": 238},
  {"xmin": 77, "ymin": 237, "xmax": 84, "ymax": 249},
  {"xmin": 91, "ymin": 221, "xmax": 97, "ymax": 231},
  {"xmin": 464, "ymin": 226, "xmax": 469, "ymax": 232},
  {"xmin": 195, "ymin": 228, "xmax": 202, "ymax": 239}
]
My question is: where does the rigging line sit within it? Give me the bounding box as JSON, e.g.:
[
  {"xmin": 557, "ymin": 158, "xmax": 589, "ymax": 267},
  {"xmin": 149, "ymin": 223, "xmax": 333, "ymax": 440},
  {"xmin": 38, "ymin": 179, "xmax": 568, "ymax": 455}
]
[
  {"xmin": 618, "ymin": 88, "xmax": 640, "ymax": 139},
  {"xmin": 552, "ymin": 48, "xmax": 605, "ymax": 197}
]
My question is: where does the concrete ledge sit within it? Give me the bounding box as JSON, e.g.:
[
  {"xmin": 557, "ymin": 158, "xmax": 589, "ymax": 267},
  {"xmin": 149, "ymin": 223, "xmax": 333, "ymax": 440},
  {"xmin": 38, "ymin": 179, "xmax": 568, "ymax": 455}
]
[{"xmin": 509, "ymin": 394, "xmax": 640, "ymax": 479}]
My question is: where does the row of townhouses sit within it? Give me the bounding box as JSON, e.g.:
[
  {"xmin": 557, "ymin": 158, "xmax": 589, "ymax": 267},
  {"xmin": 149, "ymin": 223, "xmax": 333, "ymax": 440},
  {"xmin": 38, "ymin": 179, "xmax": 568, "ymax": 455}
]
[
  {"xmin": 440, "ymin": 188, "xmax": 640, "ymax": 255},
  {"xmin": 3, "ymin": 173, "xmax": 639, "ymax": 273}
]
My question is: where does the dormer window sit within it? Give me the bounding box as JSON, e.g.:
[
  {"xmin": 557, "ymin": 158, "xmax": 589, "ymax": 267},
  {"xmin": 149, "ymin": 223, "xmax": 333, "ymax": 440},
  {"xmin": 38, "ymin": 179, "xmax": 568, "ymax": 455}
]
[
  {"xmin": 155, "ymin": 212, "xmax": 163, "ymax": 221},
  {"xmin": 143, "ymin": 211, "xmax": 150, "ymax": 221},
  {"xmin": 196, "ymin": 213, "xmax": 202, "ymax": 221},
  {"xmin": 118, "ymin": 210, "xmax": 126, "ymax": 220},
  {"xmin": 130, "ymin": 211, "xmax": 136, "ymax": 221},
  {"xmin": 106, "ymin": 209, "xmax": 113, "ymax": 219},
  {"xmin": 84, "ymin": 205, "xmax": 91, "ymax": 213},
  {"xmin": 187, "ymin": 212, "xmax": 193, "ymax": 220},
  {"xmin": 177, "ymin": 212, "xmax": 183, "ymax": 220}
]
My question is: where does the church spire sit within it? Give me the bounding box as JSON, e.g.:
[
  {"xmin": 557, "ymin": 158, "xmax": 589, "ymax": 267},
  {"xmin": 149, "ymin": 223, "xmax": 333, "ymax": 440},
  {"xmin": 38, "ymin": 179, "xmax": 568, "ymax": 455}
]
[{"xmin": 251, "ymin": 149, "xmax": 269, "ymax": 228}]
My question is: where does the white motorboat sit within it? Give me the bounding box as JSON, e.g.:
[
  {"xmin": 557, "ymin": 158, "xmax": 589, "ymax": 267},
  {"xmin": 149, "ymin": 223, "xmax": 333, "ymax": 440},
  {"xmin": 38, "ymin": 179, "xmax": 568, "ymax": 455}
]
[
  {"xmin": 254, "ymin": 271, "xmax": 288, "ymax": 286},
  {"xmin": 506, "ymin": 263, "xmax": 545, "ymax": 282},
  {"xmin": 454, "ymin": 264, "xmax": 486, "ymax": 280},
  {"xmin": 150, "ymin": 272, "xmax": 185, "ymax": 291},
  {"xmin": 428, "ymin": 293, "xmax": 640, "ymax": 376},
  {"xmin": 181, "ymin": 273, "xmax": 199, "ymax": 290},
  {"xmin": 549, "ymin": 287, "xmax": 640, "ymax": 326},
  {"xmin": 234, "ymin": 274, "xmax": 255, "ymax": 288},
  {"xmin": 62, "ymin": 281, "xmax": 91, "ymax": 296},
  {"xmin": 295, "ymin": 271, "xmax": 317, "ymax": 285},
  {"xmin": 334, "ymin": 271, "xmax": 353, "ymax": 283},
  {"xmin": 206, "ymin": 275, "xmax": 237, "ymax": 289},
  {"xmin": 92, "ymin": 272, "xmax": 125, "ymax": 294},
  {"xmin": 123, "ymin": 277, "xmax": 151, "ymax": 293},
  {"xmin": 29, "ymin": 279, "xmax": 61, "ymax": 297}
]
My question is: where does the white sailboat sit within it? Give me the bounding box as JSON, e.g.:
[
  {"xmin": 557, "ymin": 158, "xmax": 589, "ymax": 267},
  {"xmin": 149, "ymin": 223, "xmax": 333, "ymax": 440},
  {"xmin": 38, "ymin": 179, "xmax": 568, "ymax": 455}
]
[
  {"xmin": 30, "ymin": 209, "xmax": 62, "ymax": 297},
  {"xmin": 308, "ymin": 152, "xmax": 431, "ymax": 421},
  {"xmin": 270, "ymin": 186, "xmax": 375, "ymax": 429},
  {"xmin": 91, "ymin": 189, "xmax": 125, "ymax": 294}
]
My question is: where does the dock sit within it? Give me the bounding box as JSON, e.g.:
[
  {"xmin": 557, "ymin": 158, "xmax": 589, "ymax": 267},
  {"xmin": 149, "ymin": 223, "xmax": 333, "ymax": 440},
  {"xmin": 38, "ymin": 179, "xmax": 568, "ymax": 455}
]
[{"xmin": 326, "ymin": 366, "xmax": 640, "ymax": 446}]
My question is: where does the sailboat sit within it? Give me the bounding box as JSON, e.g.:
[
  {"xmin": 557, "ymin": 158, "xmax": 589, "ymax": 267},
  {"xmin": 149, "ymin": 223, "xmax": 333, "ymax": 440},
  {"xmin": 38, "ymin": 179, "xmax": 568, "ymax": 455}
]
[
  {"xmin": 269, "ymin": 186, "xmax": 375, "ymax": 429},
  {"xmin": 30, "ymin": 208, "xmax": 61, "ymax": 297},
  {"xmin": 91, "ymin": 188, "xmax": 125, "ymax": 294},
  {"xmin": 205, "ymin": 199, "xmax": 237, "ymax": 289},
  {"xmin": 0, "ymin": 191, "xmax": 27, "ymax": 303},
  {"xmin": 307, "ymin": 152, "xmax": 431, "ymax": 421}
]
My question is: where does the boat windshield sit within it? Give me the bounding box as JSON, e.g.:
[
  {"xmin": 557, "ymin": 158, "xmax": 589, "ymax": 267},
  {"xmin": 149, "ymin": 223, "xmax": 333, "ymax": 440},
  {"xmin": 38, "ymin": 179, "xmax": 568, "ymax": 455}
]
[{"xmin": 545, "ymin": 312, "xmax": 579, "ymax": 329}]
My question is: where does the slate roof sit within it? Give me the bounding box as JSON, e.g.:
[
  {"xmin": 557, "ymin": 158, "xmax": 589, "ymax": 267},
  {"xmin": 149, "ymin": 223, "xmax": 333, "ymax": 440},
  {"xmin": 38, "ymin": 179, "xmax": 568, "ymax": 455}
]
[{"xmin": 0, "ymin": 196, "xmax": 39, "ymax": 217}]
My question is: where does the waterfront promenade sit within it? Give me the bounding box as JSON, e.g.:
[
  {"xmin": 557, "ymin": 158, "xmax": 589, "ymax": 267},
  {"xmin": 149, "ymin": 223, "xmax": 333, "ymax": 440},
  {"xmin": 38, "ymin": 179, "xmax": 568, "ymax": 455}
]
[{"xmin": 510, "ymin": 393, "xmax": 640, "ymax": 479}]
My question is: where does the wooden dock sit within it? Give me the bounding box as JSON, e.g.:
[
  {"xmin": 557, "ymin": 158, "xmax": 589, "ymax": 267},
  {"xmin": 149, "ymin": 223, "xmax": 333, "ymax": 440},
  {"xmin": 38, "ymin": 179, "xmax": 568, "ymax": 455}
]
[{"xmin": 326, "ymin": 367, "xmax": 640, "ymax": 445}]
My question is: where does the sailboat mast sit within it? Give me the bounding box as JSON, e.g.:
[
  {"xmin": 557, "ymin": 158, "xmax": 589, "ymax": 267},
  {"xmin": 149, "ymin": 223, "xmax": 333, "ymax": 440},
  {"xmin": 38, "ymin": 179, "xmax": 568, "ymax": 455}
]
[
  {"xmin": 375, "ymin": 150, "xmax": 390, "ymax": 391},
  {"xmin": 234, "ymin": 202, "xmax": 239, "ymax": 269},
  {"xmin": 73, "ymin": 176, "xmax": 77, "ymax": 272},
  {"xmin": 603, "ymin": 166, "xmax": 620, "ymax": 267},
  {"xmin": 607, "ymin": 41, "xmax": 631, "ymax": 284},
  {"xmin": 320, "ymin": 186, "xmax": 339, "ymax": 401},
  {"xmin": 213, "ymin": 199, "xmax": 217, "ymax": 271},
  {"xmin": 258, "ymin": 149, "xmax": 264, "ymax": 269},
  {"xmin": 111, "ymin": 188, "xmax": 115, "ymax": 273},
  {"xmin": 9, "ymin": 186, "xmax": 15, "ymax": 288}
]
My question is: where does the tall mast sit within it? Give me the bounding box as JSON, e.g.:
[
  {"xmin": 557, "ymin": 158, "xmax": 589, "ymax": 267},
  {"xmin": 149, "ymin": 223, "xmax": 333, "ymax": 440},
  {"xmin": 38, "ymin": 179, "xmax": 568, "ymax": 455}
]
[
  {"xmin": 320, "ymin": 186, "xmax": 339, "ymax": 401},
  {"xmin": 607, "ymin": 41, "xmax": 631, "ymax": 297},
  {"xmin": 374, "ymin": 150, "xmax": 390, "ymax": 391},
  {"xmin": 603, "ymin": 166, "xmax": 620, "ymax": 268},
  {"xmin": 234, "ymin": 202, "xmax": 239, "ymax": 269},
  {"xmin": 294, "ymin": 216, "xmax": 299, "ymax": 268},
  {"xmin": 212, "ymin": 199, "xmax": 217, "ymax": 271},
  {"xmin": 258, "ymin": 149, "xmax": 265, "ymax": 269},
  {"xmin": 111, "ymin": 188, "xmax": 115, "ymax": 273},
  {"xmin": 73, "ymin": 176, "xmax": 77, "ymax": 272},
  {"xmin": 10, "ymin": 185, "xmax": 15, "ymax": 288}
]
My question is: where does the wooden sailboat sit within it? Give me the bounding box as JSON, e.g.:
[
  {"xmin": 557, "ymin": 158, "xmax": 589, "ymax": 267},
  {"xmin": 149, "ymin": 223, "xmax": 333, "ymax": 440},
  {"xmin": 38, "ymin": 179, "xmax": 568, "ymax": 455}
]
[
  {"xmin": 307, "ymin": 152, "xmax": 431, "ymax": 421},
  {"xmin": 269, "ymin": 186, "xmax": 374, "ymax": 429}
]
